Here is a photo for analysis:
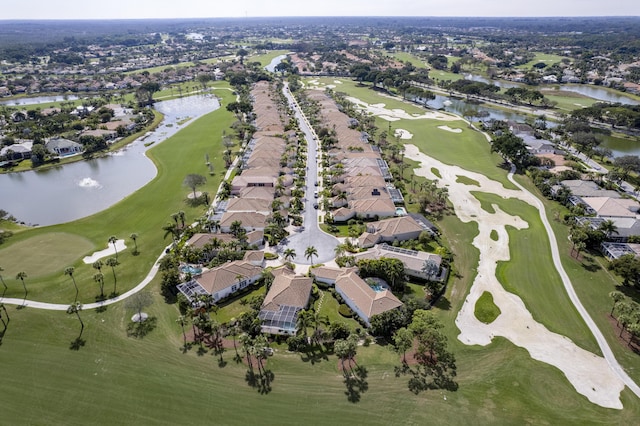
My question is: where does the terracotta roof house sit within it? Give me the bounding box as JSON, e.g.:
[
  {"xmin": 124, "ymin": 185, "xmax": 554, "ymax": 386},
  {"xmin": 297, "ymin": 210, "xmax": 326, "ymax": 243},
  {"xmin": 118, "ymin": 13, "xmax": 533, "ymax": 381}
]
[
  {"xmin": 239, "ymin": 186, "xmax": 276, "ymax": 200},
  {"xmin": 243, "ymin": 250, "xmax": 265, "ymax": 266},
  {"xmin": 335, "ymin": 270, "xmax": 403, "ymax": 327},
  {"xmin": 311, "ymin": 266, "xmax": 357, "ymax": 286},
  {"xmin": 259, "ymin": 268, "xmax": 313, "ymax": 335},
  {"xmin": 225, "ymin": 198, "xmax": 272, "ymax": 215},
  {"xmin": 581, "ymin": 197, "xmax": 640, "ymax": 219},
  {"xmin": 358, "ymin": 216, "xmax": 425, "ymax": 248},
  {"xmin": 349, "ymin": 198, "xmax": 396, "ymax": 220},
  {"xmin": 353, "ymin": 244, "xmax": 445, "ymax": 281},
  {"xmin": 177, "ymin": 260, "xmax": 263, "ymax": 302},
  {"xmin": 219, "ymin": 211, "xmax": 268, "ymax": 232}
]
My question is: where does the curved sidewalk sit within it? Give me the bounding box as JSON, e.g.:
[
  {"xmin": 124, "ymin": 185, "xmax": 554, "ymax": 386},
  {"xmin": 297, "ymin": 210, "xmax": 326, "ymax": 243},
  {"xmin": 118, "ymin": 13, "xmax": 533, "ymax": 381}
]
[
  {"xmin": 507, "ymin": 165, "xmax": 640, "ymax": 399},
  {"xmin": 0, "ymin": 245, "xmax": 169, "ymax": 311}
]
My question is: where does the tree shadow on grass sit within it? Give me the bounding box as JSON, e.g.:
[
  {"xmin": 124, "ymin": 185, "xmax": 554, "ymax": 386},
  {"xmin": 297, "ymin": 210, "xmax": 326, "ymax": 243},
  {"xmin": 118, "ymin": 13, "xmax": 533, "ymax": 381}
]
[
  {"xmin": 126, "ymin": 317, "xmax": 157, "ymax": 339},
  {"xmin": 69, "ymin": 337, "xmax": 86, "ymax": 351},
  {"xmin": 395, "ymin": 362, "xmax": 458, "ymax": 394},
  {"xmin": 343, "ymin": 365, "xmax": 368, "ymax": 403},
  {"xmin": 245, "ymin": 368, "xmax": 275, "ymax": 395},
  {"xmin": 299, "ymin": 343, "xmax": 332, "ymax": 364},
  {"xmin": 433, "ymin": 296, "xmax": 451, "ymax": 311}
]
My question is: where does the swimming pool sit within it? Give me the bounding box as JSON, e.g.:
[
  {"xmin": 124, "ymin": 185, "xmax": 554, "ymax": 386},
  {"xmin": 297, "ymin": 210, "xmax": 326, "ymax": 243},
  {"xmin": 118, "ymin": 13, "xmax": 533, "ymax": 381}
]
[
  {"xmin": 370, "ymin": 284, "xmax": 385, "ymax": 292},
  {"xmin": 180, "ymin": 265, "xmax": 202, "ymax": 274},
  {"xmin": 395, "ymin": 207, "xmax": 407, "ymax": 216}
]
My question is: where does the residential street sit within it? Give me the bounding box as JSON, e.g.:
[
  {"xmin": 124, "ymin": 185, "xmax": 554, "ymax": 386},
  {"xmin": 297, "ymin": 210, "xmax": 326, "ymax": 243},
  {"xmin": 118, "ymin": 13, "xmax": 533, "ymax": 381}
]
[{"xmin": 277, "ymin": 83, "xmax": 340, "ymax": 265}]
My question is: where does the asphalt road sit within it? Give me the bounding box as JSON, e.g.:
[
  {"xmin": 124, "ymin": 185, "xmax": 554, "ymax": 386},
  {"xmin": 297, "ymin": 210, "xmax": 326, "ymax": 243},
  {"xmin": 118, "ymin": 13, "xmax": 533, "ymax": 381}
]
[{"xmin": 277, "ymin": 82, "xmax": 339, "ymax": 265}]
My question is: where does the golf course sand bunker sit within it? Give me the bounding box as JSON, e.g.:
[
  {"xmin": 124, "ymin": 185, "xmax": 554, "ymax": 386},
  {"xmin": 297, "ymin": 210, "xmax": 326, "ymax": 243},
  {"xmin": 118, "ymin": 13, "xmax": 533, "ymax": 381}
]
[
  {"xmin": 437, "ymin": 125, "xmax": 463, "ymax": 133},
  {"xmin": 83, "ymin": 239, "xmax": 127, "ymax": 264},
  {"xmin": 394, "ymin": 129, "xmax": 413, "ymax": 139},
  {"xmin": 404, "ymin": 143, "xmax": 625, "ymax": 409},
  {"xmin": 345, "ymin": 96, "xmax": 460, "ymax": 122}
]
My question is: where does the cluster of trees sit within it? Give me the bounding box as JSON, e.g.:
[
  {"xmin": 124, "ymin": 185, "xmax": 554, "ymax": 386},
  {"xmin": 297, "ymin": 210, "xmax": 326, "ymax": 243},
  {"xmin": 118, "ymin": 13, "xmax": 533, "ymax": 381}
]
[
  {"xmin": 490, "ymin": 131, "xmax": 539, "ymax": 170},
  {"xmin": 609, "ymin": 291, "xmax": 640, "ymax": 347},
  {"xmin": 608, "ymin": 255, "xmax": 640, "ymax": 287},
  {"xmin": 357, "ymin": 258, "xmax": 406, "ymax": 292},
  {"xmin": 571, "ymin": 102, "xmax": 640, "ymax": 130}
]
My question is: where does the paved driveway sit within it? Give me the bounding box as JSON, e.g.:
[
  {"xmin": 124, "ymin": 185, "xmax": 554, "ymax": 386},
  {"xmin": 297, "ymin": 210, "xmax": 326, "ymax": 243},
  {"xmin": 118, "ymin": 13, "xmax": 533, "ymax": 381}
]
[{"xmin": 277, "ymin": 83, "xmax": 339, "ymax": 265}]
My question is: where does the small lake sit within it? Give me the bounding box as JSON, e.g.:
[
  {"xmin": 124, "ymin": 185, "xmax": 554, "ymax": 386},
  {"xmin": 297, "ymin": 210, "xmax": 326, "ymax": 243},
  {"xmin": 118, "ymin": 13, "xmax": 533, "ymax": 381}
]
[
  {"xmin": 264, "ymin": 54, "xmax": 287, "ymax": 73},
  {"xmin": 427, "ymin": 94, "xmax": 529, "ymax": 123},
  {"xmin": 0, "ymin": 94, "xmax": 220, "ymax": 226},
  {"xmin": 0, "ymin": 95, "xmax": 80, "ymax": 106},
  {"xmin": 601, "ymin": 136, "xmax": 640, "ymax": 158},
  {"xmin": 558, "ymin": 85, "xmax": 639, "ymax": 106},
  {"xmin": 465, "ymin": 74, "xmax": 521, "ymax": 89}
]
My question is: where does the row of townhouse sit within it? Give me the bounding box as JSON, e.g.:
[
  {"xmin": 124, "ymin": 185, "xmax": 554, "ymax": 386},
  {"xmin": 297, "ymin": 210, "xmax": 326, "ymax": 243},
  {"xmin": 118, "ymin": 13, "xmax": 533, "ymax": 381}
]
[{"xmin": 306, "ymin": 90, "xmax": 403, "ymax": 221}]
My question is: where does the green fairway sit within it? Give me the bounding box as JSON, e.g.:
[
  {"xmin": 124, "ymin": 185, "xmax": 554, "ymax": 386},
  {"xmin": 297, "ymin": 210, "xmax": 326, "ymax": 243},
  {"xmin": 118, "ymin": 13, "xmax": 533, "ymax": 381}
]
[
  {"xmin": 250, "ymin": 50, "xmax": 290, "ymax": 67},
  {"xmin": 522, "ymin": 52, "xmax": 569, "ymax": 69},
  {"xmin": 385, "ymin": 51, "xmax": 427, "ymax": 69},
  {"xmin": 471, "ymin": 190, "xmax": 597, "ymax": 352},
  {"xmin": 475, "ymin": 291, "xmax": 501, "ymax": 324},
  {"xmin": 0, "ymin": 233, "xmax": 93, "ymax": 279},
  {"xmin": 540, "ymin": 89, "xmax": 598, "ymax": 112},
  {"xmin": 0, "ymin": 82, "xmax": 237, "ymax": 304}
]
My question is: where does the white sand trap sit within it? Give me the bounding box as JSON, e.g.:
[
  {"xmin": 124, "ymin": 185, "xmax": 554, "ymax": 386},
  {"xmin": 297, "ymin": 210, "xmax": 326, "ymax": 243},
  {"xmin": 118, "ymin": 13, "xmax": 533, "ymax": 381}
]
[
  {"xmin": 346, "ymin": 96, "xmax": 460, "ymax": 122},
  {"xmin": 83, "ymin": 239, "xmax": 127, "ymax": 264},
  {"xmin": 394, "ymin": 128, "xmax": 414, "ymax": 139},
  {"xmin": 438, "ymin": 125, "xmax": 463, "ymax": 133},
  {"xmin": 404, "ymin": 143, "xmax": 625, "ymax": 410},
  {"xmin": 333, "ymin": 80, "xmax": 343, "ymax": 84},
  {"xmin": 326, "ymin": 85, "xmax": 336, "ymax": 89}
]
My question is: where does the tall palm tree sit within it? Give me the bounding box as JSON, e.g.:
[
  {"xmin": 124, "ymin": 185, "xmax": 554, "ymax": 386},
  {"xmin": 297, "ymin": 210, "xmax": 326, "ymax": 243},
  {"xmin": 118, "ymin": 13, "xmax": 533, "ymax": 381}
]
[
  {"xmin": 176, "ymin": 315, "xmax": 188, "ymax": 351},
  {"xmin": 598, "ymin": 220, "xmax": 619, "ymax": 240},
  {"xmin": 93, "ymin": 273, "xmax": 105, "ymax": 300},
  {"xmin": 239, "ymin": 333, "xmax": 254, "ymax": 371},
  {"xmin": 67, "ymin": 302, "xmax": 84, "ymax": 338},
  {"xmin": 105, "ymin": 257, "xmax": 118, "ymax": 296},
  {"xmin": 92, "ymin": 260, "xmax": 103, "ymax": 274},
  {"xmin": 16, "ymin": 271, "xmax": 27, "ymax": 303},
  {"xmin": 64, "ymin": 266, "xmax": 79, "ymax": 302},
  {"xmin": 178, "ymin": 211, "xmax": 186, "ymax": 228},
  {"xmin": 305, "ymin": 246, "xmax": 318, "ymax": 265},
  {"xmin": 0, "ymin": 266, "xmax": 7, "ymax": 295},
  {"xmin": 283, "ymin": 248, "xmax": 296, "ymax": 262},
  {"xmin": 296, "ymin": 309, "xmax": 313, "ymax": 340},
  {"xmin": 130, "ymin": 233, "xmax": 139, "ymax": 254},
  {"xmin": 108, "ymin": 236, "xmax": 118, "ymax": 261}
]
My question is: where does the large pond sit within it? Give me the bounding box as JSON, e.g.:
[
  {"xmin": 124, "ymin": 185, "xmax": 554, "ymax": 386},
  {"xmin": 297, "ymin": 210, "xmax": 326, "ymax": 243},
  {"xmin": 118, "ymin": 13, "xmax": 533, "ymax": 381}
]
[
  {"xmin": 0, "ymin": 94, "xmax": 220, "ymax": 226},
  {"xmin": 427, "ymin": 94, "xmax": 536, "ymax": 123},
  {"xmin": 558, "ymin": 85, "xmax": 639, "ymax": 106},
  {"xmin": 0, "ymin": 95, "xmax": 80, "ymax": 106},
  {"xmin": 264, "ymin": 54, "xmax": 287, "ymax": 73}
]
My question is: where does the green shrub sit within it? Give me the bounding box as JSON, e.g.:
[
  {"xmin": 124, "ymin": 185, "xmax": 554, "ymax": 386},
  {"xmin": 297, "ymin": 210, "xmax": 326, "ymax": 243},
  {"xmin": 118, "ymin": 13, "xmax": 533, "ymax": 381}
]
[
  {"xmin": 338, "ymin": 304, "xmax": 354, "ymax": 318},
  {"xmin": 264, "ymin": 252, "xmax": 278, "ymax": 260}
]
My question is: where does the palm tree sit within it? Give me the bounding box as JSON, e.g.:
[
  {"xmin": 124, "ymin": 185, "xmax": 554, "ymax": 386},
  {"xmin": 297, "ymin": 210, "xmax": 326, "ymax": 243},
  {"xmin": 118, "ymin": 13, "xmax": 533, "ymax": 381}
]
[
  {"xmin": 239, "ymin": 333, "xmax": 254, "ymax": 371},
  {"xmin": 178, "ymin": 211, "xmax": 186, "ymax": 228},
  {"xmin": 105, "ymin": 257, "xmax": 118, "ymax": 296},
  {"xmin": 305, "ymin": 246, "xmax": 318, "ymax": 265},
  {"xmin": 67, "ymin": 302, "xmax": 84, "ymax": 338},
  {"xmin": 16, "ymin": 271, "xmax": 27, "ymax": 302},
  {"xmin": 64, "ymin": 266, "xmax": 79, "ymax": 302},
  {"xmin": 130, "ymin": 233, "xmax": 139, "ymax": 254},
  {"xmin": 260, "ymin": 269, "xmax": 275, "ymax": 291},
  {"xmin": 162, "ymin": 222, "xmax": 180, "ymax": 242},
  {"xmin": 609, "ymin": 291, "xmax": 625, "ymax": 316},
  {"xmin": 108, "ymin": 236, "xmax": 118, "ymax": 261},
  {"xmin": 93, "ymin": 273, "xmax": 105, "ymax": 300},
  {"xmin": 176, "ymin": 315, "xmax": 188, "ymax": 351},
  {"xmin": 598, "ymin": 220, "xmax": 619, "ymax": 240},
  {"xmin": 296, "ymin": 309, "xmax": 313, "ymax": 341},
  {"xmin": 283, "ymin": 248, "xmax": 296, "ymax": 262},
  {"xmin": 0, "ymin": 266, "xmax": 7, "ymax": 295},
  {"xmin": 92, "ymin": 260, "xmax": 103, "ymax": 274}
]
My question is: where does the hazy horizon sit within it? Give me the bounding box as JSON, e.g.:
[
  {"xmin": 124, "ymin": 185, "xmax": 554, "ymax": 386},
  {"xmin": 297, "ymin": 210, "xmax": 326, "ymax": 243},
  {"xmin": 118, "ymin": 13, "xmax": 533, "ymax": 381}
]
[{"xmin": 3, "ymin": 0, "xmax": 638, "ymax": 20}]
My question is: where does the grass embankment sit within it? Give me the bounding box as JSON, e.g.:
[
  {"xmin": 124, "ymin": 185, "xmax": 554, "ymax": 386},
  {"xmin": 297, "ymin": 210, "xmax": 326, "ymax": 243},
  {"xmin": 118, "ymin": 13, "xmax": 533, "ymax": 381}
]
[{"xmin": 0, "ymin": 81, "xmax": 236, "ymax": 304}]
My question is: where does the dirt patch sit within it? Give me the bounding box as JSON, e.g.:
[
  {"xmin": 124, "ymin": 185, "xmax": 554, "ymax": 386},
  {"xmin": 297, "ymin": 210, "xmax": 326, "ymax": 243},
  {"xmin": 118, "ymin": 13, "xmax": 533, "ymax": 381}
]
[{"xmin": 437, "ymin": 125, "xmax": 463, "ymax": 133}]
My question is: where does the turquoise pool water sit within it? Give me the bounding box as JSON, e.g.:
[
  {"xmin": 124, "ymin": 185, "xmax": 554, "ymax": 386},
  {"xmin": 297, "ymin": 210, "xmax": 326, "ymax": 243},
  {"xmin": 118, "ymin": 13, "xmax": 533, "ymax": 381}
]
[{"xmin": 180, "ymin": 265, "xmax": 202, "ymax": 274}]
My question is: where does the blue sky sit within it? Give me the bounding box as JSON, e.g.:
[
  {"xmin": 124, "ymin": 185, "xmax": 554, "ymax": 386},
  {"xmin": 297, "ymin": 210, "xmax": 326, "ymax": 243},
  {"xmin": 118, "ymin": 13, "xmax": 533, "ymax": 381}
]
[{"xmin": 3, "ymin": 0, "xmax": 638, "ymax": 19}]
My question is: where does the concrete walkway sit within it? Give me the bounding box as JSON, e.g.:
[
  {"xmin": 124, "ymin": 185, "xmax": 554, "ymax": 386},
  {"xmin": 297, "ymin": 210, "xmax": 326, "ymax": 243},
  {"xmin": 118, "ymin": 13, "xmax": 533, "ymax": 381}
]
[
  {"xmin": 507, "ymin": 164, "xmax": 640, "ymax": 401},
  {"xmin": 0, "ymin": 244, "xmax": 170, "ymax": 311}
]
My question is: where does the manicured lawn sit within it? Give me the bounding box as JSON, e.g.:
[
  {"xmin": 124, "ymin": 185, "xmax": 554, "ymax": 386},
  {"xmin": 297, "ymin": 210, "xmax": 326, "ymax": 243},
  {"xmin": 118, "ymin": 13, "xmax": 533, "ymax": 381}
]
[
  {"xmin": 521, "ymin": 52, "xmax": 569, "ymax": 69},
  {"xmin": 315, "ymin": 289, "xmax": 361, "ymax": 331},
  {"xmin": 0, "ymin": 233, "xmax": 93, "ymax": 279},
  {"xmin": 475, "ymin": 291, "xmax": 501, "ymax": 323},
  {"xmin": 0, "ymin": 81, "xmax": 237, "ymax": 304},
  {"xmin": 384, "ymin": 51, "xmax": 427, "ymax": 69},
  {"xmin": 250, "ymin": 50, "xmax": 290, "ymax": 67},
  {"xmin": 540, "ymin": 89, "xmax": 598, "ymax": 112},
  {"xmin": 215, "ymin": 286, "xmax": 266, "ymax": 324}
]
